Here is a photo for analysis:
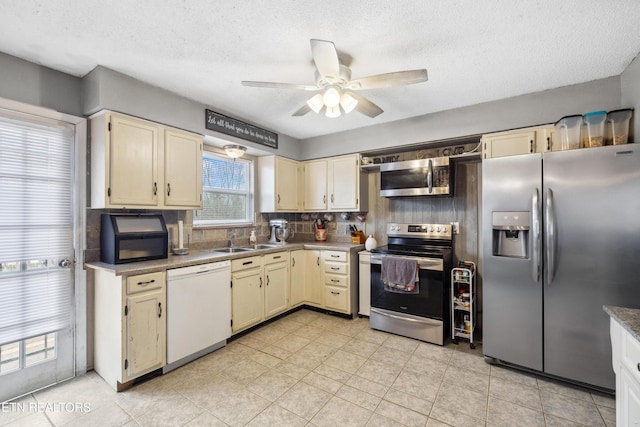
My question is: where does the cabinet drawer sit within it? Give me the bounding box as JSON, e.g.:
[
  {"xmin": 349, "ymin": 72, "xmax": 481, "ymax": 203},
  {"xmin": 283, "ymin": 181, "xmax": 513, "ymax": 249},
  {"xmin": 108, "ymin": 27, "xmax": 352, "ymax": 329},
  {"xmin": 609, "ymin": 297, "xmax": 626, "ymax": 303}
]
[
  {"xmin": 623, "ymin": 330, "xmax": 640, "ymax": 383},
  {"xmin": 323, "ymin": 251, "xmax": 347, "ymax": 262},
  {"xmin": 325, "ymin": 262, "xmax": 347, "ymax": 275},
  {"xmin": 231, "ymin": 256, "xmax": 262, "ymax": 272},
  {"xmin": 126, "ymin": 272, "xmax": 165, "ymax": 295},
  {"xmin": 264, "ymin": 252, "xmax": 289, "ymax": 265},
  {"xmin": 324, "ymin": 286, "xmax": 348, "ymax": 312},
  {"xmin": 325, "ymin": 274, "xmax": 347, "ymax": 288}
]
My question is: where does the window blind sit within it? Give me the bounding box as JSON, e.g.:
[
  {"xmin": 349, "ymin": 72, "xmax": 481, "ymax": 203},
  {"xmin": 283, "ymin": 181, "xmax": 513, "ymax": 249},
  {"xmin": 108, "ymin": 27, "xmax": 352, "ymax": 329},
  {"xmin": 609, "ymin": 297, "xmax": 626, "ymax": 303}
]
[{"xmin": 0, "ymin": 112, "xmax": 75, "ymax": 346}]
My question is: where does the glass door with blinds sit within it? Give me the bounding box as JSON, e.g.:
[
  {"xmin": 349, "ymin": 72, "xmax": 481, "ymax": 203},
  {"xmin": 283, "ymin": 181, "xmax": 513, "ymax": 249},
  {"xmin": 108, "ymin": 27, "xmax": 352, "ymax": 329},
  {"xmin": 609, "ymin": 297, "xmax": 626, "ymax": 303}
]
[{"xmin": 0, "ymin": 111, "xmax": 77, "ymax": 402}]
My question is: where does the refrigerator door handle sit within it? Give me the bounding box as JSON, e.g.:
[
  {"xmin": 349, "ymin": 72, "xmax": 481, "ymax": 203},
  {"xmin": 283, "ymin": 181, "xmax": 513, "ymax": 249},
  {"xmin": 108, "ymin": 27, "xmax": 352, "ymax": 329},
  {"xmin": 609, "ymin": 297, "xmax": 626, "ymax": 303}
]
[
  {"xmin": 532, "ymin": 188, "xmax": 541, "ymax": 283},
  {"xmin": 545, "ymin": 188, "xmax": 558, "ymax": 284},
  {"xmin": 426, "ymin": 159, "xmax": 433, "ymax": 193}
]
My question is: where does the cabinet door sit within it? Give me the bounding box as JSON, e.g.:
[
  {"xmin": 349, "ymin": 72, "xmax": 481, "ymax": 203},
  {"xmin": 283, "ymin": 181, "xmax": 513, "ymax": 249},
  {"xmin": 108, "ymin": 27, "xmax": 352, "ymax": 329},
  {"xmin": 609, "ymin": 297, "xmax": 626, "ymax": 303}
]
[
  {"xmin": 358, "ymin": 252, "xmax": 371, "ymax": 316},
  {"xmin": 232, "ymin": 268, "xmax": 264, "ymax": 332},
  {"xmin": 305, "ymin": 250, "xmax": 323, "ymax": 306},
  {"xmin": 264, "ymin": 262, "xmax": 289, "ymax": 318},
  {"xmin": 290, "ymin": 250, "xmax": 306, "ymax": 307},
  {"xmin": 324, "ymin": 286, "xmax": 348, "ymax": 312},
  {"xmin": 619, "ymin": 366, "xmax": 640, "ymax": 426},
  {"xmin": 126, "ymin": 290, "xmax": 165, "ymax": 379},
  {"xmin": 275, "ymin": 157, "xmax": 299, "ymax": 210},
  {"xmin": 304, "ymin": 159, "xmax": 328, "ymax": 210},
  {"xmin": 328, "ymin": 155, "xmax": 359, "ymax": 210},
  {"xmin": 109, "ymin": 114, "xmax": 160, "ymax": 207},
  {"xmin": 164, "ymin": 128, "xmax": 203, "ymax": 208},
  {"xmin": 482, "ymin": 130, "xmax": 536, "ymax": 159}
]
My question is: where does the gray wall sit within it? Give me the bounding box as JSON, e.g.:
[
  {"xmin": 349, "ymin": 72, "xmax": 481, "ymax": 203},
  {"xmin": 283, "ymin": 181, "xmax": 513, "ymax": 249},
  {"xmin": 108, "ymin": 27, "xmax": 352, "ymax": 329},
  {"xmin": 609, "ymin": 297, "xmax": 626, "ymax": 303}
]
[
  {"xmin": 0, "ymin": 52, "xmax": 83, "ymax": 116},
  {"xmin": 621, "ymin": 53, "xmax": 640, "ymax": 139},
  {"xmin": 300, "ymin": 77, "xmax": 622, "ymax": 159},
  {"xmin": 82, "ymin": 66, "xmax": 302, "ymax": 160}
]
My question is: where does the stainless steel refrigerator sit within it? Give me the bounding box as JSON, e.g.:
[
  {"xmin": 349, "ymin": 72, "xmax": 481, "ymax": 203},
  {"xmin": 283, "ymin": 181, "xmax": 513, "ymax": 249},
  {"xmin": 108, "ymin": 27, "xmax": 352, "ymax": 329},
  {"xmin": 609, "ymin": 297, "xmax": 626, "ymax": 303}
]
[{"xmin": 482, "ymin": 144, "xmax": 640, "ymax": 391}]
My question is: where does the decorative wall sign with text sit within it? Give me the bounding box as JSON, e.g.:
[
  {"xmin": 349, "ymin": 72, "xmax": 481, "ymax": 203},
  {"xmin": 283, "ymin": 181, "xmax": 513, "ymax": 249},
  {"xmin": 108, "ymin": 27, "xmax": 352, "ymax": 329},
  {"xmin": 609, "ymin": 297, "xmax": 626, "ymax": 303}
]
[{"xmin": 205, "ymin": 109, "xmax": 278, "ymax": 149}]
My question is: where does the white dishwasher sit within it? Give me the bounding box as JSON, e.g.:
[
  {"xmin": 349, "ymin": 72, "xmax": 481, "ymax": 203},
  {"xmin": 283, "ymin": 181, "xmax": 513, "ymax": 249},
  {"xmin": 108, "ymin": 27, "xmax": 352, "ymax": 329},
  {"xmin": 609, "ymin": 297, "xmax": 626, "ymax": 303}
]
[{"xmin": 164, "ymin": 260, "xmax": 231, "ymax": 372}]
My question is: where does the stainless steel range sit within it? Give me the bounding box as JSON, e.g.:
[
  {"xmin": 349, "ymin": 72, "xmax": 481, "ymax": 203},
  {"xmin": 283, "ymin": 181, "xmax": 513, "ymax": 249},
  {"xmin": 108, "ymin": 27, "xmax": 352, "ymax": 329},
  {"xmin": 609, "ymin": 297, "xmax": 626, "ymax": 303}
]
[{"xmin": 369, "ymin": 223, "xmax": 453, "ymax": 345}]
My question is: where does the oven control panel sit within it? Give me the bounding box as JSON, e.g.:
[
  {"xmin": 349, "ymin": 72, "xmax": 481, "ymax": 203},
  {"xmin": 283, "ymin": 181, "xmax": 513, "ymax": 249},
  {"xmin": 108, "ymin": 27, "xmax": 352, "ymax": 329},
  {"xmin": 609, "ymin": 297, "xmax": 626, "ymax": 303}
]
[{"xmin": 387, "ymin": 223, "xmax": 452, "ymax": 239}]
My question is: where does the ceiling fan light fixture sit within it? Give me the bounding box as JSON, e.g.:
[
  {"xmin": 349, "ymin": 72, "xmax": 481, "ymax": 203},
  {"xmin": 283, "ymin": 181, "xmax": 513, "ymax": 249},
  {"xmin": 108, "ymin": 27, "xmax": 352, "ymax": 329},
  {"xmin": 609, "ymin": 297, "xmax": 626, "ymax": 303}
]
[
  {"xmin": 325, "ymin": 105, "xmax": 341, "ymax": 118},
  {"xmin": 223, "ymin": 144, "xmax": 247, "ymax": 159},
  {"xmin": 323, "ymin": 87, "xmax": 341, "ymax": 108},
  {"xmin": 306, "ymin": 93, "xmax": 324, "ymax": 114},
  {"xmin": 340, "ymin": 92, "xmax": 358, "ymax": 114}
]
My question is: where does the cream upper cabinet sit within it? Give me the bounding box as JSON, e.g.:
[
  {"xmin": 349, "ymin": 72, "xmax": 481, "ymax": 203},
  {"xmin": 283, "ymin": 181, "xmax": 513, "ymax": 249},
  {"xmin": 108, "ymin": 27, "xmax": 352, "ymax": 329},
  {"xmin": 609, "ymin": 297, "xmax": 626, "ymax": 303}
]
[
  {"xmin": 258, "ymin": 156, "xmax": 301, "ymax": 212},
  {"xmin": 482, "ymin": 125, "xmax": 553, "ymax": 159},
  {"xmin": 303, "ymin": 154, "xmax": 367, "ymax": 212},
  {"xmin": 163, "ymin": 128, "xmax": 203, "ymax": 208},
  {"xmin": 304, "ymin": 159, "xmax": 328, "ymax": 210},
  {"xmin": 90, "ymin": 110, "xmax": 203, "ymax": 209},
  {"xmin": 328, "ymin": 154, "xmax": 362, "ymax": 211}
]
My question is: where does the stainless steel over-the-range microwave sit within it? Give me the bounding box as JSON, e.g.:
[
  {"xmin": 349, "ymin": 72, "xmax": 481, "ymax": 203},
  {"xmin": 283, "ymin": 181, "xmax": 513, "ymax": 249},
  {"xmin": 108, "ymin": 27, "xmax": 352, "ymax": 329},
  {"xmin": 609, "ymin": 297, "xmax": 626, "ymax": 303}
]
[{"xmin": 379, "ymin": 157, "xmax": 453, "ymax": 197}]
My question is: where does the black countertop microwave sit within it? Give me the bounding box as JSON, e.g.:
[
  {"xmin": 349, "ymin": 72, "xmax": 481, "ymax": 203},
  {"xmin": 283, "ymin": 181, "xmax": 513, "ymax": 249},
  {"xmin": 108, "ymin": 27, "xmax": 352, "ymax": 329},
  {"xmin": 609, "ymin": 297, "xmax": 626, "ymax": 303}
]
[
  {"xmin": 100, "ymin": 214, "xmax": 168, "ymax": 264},
  {"xmin": 380, "ymin": 157, "xmax": 454, "ymax": 197}
]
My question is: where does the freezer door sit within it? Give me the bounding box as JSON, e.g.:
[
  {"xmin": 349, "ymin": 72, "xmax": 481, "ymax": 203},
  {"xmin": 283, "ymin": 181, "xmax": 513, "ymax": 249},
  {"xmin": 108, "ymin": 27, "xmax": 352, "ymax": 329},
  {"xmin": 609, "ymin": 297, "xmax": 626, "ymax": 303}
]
[
  {"xmin": 482, "ymin": 153, "xmax": 543, "ymax": 371},
  {"xmin": 543, "ymin": 145, "xmax": 640, "ymax": 390}
]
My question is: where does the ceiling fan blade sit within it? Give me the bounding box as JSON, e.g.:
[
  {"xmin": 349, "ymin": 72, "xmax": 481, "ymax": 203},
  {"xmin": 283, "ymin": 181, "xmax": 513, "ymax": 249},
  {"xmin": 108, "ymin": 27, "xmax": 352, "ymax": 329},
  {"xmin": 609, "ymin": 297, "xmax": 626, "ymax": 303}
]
[
  {"xmin": 241, "ymin": 81, "xmax": 318, "ymax": 91},
  {"xmin": 348, "ymin": 69, "xmax": 428, "ymax": 90},
  {"xmin": 310, "ymin": 39, "xmax": 340, "ymax": 78},
  {"xmin": 292, "ymin": 104, "xmax": 312, "ymax": 116},
  {"xmin": 348, "ymin": 92, "xmax": 383, "ymax": 118}
]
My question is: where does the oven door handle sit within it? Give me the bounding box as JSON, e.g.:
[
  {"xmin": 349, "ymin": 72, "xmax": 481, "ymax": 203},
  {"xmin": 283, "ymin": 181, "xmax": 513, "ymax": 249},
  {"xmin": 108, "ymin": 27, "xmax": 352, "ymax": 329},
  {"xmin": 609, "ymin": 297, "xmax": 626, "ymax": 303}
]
[
  {"xmin": 370, "ymin": 308, "xmax": 442, "ymax": 326},
  {"xmin": 370, "ymin": 255, "xmax": 442, "ymax": 271}
]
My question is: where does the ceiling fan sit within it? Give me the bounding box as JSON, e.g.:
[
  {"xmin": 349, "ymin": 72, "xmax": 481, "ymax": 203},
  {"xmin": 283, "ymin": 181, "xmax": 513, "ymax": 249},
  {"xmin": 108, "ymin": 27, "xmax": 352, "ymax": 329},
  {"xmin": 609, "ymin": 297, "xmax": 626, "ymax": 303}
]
[{"xmin": 241, "ymin": 39, "xmax": 428, "ymax": 118}]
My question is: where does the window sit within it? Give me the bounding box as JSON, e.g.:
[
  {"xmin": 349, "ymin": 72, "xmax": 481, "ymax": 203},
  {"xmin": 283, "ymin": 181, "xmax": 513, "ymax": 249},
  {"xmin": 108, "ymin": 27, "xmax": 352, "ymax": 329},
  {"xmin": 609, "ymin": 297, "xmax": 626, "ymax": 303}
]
[{"xmin": 194, "ymin": 150, "xmax": 254, "ymax": 226}]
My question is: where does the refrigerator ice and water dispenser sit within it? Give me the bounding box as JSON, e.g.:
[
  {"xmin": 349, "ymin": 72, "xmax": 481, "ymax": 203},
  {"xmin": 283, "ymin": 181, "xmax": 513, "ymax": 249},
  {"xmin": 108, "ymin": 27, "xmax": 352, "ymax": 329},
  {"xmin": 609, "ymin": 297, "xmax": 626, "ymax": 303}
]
[{"xmin": 491, "ymin": 211, "xmax": 530, "ymax": 258}]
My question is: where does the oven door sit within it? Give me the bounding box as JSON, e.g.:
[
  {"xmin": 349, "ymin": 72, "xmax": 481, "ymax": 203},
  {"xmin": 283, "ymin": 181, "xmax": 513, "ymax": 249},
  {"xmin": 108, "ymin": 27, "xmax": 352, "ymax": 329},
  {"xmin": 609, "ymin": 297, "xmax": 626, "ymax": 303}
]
[{"xmin": 370, "ymin": 254, "xmax": 445, "ymax": 320}]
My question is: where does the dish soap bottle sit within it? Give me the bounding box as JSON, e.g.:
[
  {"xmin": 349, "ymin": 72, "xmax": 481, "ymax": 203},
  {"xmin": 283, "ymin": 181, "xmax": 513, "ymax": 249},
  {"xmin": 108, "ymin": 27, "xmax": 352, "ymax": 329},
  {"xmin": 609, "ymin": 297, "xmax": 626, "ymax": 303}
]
[
  {"xmin": 249, "ymin": 230, "xmax": 257, "ymax": 245},
  {"xmin": 365, "ymin": 234, "xmax": 377, "ymax": 251}
]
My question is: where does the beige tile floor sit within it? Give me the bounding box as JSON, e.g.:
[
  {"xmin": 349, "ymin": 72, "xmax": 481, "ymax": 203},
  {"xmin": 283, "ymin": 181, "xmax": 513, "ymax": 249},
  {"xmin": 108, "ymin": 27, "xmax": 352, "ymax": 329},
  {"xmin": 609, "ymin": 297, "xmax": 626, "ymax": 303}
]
[{"xmin": 1, "ymin": 309, "xmax": 616, "ymax": 426}]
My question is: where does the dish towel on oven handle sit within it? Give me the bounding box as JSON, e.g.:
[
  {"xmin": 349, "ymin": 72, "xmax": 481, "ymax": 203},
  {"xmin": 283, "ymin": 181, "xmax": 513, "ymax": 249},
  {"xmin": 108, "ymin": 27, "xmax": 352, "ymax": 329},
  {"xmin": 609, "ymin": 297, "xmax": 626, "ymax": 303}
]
[{"xmin": 381, "ymin": 257, "xmax": 419, "ymax": 294}]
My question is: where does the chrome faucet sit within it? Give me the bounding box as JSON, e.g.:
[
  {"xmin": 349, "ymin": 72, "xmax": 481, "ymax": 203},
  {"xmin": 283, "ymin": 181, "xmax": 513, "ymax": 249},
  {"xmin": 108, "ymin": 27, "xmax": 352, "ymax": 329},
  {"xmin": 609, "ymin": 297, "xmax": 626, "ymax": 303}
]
[{"xmin": 228, "ymin": 233, "xmax": 235, "ymax": 248}]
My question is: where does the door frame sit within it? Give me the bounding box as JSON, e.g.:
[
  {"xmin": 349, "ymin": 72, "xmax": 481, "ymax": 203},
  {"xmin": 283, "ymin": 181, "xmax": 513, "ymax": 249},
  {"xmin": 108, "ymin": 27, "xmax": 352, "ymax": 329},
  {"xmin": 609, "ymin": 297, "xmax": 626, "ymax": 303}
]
[{"xmin": 0, "ymin": 97, "xmax": 88, "ymax": 378}]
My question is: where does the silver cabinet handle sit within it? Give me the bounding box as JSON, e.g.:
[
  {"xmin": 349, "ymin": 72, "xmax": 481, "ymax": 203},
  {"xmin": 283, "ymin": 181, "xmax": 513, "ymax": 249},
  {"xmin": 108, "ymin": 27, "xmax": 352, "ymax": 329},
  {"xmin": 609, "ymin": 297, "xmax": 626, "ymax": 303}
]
[
  {"xmin": 292, "ymin": 257, "xmax": 295, "ymax": 267},
  {"xmin": 266, "ymin": 275, "xmax": 270, "ymax": 286},
  {"xmin": 532, "ymin": 188, "xmax": 541, "ymax": 283},
  {"xmin": 331, "ymin": 267, "xmax": 339, "ymax": 271},
  {"xmin": 167, "ymin": 183, "xmax": 171, "ymax": 197},
  {"xmin": 545, "ymin": 188, "xmax": 558, "ymax": 285},
  {"xmin": 259, "ymin": 277, "xmax": 263, "ymax": 288},
  {"xmin": 158, "ymin": 302, "xmax": 162, "ymax": 318},
  {"xmin": 137, "ymin": 279, "xmax": 155, "ymax": 286},
  {"xmin": 331, "ymin": 291, "xmax": 340, "ymax": 295},
  {"xmin": 317, "ymin": 257, "xmax": 320, "ymax": 266}
]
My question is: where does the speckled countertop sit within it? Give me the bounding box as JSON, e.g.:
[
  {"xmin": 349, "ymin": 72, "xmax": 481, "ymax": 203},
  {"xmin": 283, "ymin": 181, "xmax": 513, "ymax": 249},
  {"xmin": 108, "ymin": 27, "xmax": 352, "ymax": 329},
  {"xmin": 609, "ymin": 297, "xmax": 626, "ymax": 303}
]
[
  {"xmin": 84, "ymin": 242, "xmax": 365, "ymax": 276},
  {"xmin": 604, "ymin": 306, "xmax": 640, "ymax": 342}
]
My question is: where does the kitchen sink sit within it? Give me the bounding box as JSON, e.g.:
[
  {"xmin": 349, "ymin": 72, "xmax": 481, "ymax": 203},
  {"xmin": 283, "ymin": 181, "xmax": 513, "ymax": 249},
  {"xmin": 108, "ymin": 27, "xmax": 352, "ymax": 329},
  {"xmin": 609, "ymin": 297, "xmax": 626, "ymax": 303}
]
[
  {"xmin": 209, "ymin": 247, "xmax": 255, "ymax": 253},
  {"xmin": 251, "ymin": 244, "xmax": 283, "ymax": 249}
]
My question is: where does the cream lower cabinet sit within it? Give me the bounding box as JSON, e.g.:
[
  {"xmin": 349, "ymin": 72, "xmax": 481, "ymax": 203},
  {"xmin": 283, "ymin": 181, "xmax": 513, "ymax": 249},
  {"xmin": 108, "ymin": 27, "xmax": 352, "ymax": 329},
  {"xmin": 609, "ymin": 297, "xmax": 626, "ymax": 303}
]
[
  {"xmin": 264, "ymin": 252, "xmax": 290, "ymax": 318},
  {"xmin": 290, "ymin": 250, "xmax": 306, "ymax": 307},
  {"xmin": 94, "ymin": 270, "xmax": 166, "ymax": 391},
  {"xmin": 610, "ymin": 317, "xmax": 640, "ymax": 425},
  {"xmin": 231, "ymin": 252, "xmax": 290, "ymax": 334},
  {"xmin": 304, "ymin": 249, "xmax": 323, "ymax": 307},
  {"xmin": 323, "ymin": 250, "xmax": 350, "ymax": 314},
  {"xmin": 231, "ymin": 256, "xmax": 264, "ymax": 333}
]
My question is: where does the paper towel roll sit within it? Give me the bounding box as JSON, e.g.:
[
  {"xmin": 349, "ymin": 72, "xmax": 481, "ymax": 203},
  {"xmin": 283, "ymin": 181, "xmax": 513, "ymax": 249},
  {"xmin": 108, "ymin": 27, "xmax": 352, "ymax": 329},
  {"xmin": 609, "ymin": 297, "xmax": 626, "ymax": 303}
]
[{"xmin": 178, "ymin": 220, "xmax": 184, "ymax": 249}]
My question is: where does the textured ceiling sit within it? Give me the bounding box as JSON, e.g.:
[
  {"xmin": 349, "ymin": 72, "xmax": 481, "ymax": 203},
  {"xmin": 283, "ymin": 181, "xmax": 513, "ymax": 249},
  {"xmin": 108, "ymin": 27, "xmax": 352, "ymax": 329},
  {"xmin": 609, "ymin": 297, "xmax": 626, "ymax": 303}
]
[{"xmin": 1, "ymin": 0, "xmax": 640, "ymax": 140}]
